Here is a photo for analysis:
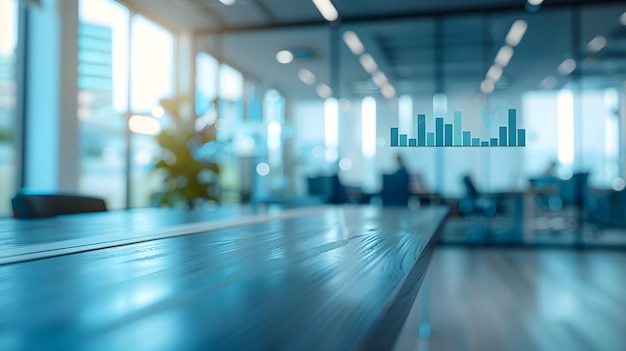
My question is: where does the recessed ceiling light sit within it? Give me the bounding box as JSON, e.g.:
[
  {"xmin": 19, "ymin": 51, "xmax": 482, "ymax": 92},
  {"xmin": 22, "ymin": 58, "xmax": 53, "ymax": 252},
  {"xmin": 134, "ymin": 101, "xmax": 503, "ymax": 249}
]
[
  {"xmin": 527, "ymin": 0, "xmax": 543, "ymax": 5},
  {"xmin": 587, "ymin": 35, "xmax": 607, "ymax": 53},
  {"xmin": 298, "ymin": 68, "xmax": 316, "ymax": 85},
  {"xmin": 620, "ymin": 12, "xmax": 626, "ymax": 26},
  {"xmin": 312, "ymin": 0, "xmax": 339, "ymax": 22},
  {"xmin": 276, "ymin": 50, "xmax": 294, "ymax": 64},
  {"xmin": 218, "ymin": 0, "xmax": 236, "ymax": 5},
  {"xmin": 557, "ymin": 58, "xmax": 577, "ymax": 76},
  {"xmin": 505, "ymin": 20, "xmax": 528, "ymax": 47},
  {"xmin": 343, "ymin": 31, "xmax": 364, "ymax": 55},
  {"xmin": 494, "ymin": 46, "xmax": 514, "ymax": 67}
]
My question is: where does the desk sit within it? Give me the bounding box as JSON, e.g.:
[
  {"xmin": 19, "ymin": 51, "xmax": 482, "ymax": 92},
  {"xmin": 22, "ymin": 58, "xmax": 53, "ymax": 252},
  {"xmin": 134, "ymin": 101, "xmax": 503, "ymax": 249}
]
[{"xmin": 0, "ymin": 205, "xmax": 447, "ymax": 351}]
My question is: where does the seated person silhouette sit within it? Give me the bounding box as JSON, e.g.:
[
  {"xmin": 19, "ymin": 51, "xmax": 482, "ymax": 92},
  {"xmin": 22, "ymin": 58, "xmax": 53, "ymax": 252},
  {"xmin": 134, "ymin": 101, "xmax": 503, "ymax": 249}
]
[{"xmin": 458, "ymin": 174, "xmax": 497, "ymax": 217}]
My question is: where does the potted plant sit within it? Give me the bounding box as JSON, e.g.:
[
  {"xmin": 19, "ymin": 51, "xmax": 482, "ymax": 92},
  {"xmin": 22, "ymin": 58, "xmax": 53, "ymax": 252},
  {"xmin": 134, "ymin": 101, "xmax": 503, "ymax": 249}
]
[{"xmin": 150, "ymin": 97, "xmax": 220, "ymax": 208}]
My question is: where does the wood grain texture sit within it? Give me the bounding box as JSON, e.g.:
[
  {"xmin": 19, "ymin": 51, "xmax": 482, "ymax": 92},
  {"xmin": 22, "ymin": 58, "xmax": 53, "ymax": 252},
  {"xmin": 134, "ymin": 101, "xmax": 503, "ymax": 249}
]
[
  {"xmin": 0, "ymin": 206, "xmax": 447, "ymax": 351},
  {"xmin": 396, "ymin": 247, "xmax": 626, "ymax": 351}
]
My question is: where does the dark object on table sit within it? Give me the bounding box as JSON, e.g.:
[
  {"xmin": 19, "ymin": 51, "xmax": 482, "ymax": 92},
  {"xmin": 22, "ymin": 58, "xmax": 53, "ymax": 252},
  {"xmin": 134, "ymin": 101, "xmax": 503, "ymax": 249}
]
[{"xmin": 11, "ymin": 192, "xmax": 107, "ymax": 219}]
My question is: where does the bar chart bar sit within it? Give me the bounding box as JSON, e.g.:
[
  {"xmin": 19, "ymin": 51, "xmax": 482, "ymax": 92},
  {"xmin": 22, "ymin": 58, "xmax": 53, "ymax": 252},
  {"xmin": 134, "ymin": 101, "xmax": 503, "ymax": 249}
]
[
  {"xmin": 499, "ymin": 126, "xmax": 507, "ymax": 146},
  {"xmin": 508, "ymin": 109, "xmax": 516, "ymax": 146},
  {"xmin": 453, "ymin": 112, "xmax": 462, "ymax": 146},
  {"xmin": 518, "ymin": 129, "xmax": 526, "ymax": 146},
  {"xmin": 390, "ymin": 128, "xmax": 399, "ymax": 147},
  {"xmin": 445, "ymin": 124, "xmax": 453, "ymax": 146},
  {"xmin": 463, "ymin": 131, "xmax": 471, "ymax": 146},
  {"xmin": 400, "ymin": 134, "xmax": 408, "ymax": 146},
  {"xmin": 435, "ymin": 118, "xmax": 444, "ymax": 146},
  {"xmin": 388, "ymin": 108, "xmax": 526, "ymax": 148},
  {"xmin": 418, "ymin": 114, "xmax": 426, "ymax": 146}
]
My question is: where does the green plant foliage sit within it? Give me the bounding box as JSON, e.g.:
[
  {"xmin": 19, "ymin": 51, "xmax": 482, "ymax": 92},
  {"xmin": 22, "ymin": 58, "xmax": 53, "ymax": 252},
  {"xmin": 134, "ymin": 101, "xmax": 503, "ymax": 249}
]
[{"xmin": 150, "ymin": 97, "xmax": 220, "ymax": 208}]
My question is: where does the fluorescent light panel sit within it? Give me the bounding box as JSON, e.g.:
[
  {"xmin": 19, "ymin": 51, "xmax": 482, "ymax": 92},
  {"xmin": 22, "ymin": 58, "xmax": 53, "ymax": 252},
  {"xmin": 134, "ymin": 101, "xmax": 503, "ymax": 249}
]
[
  {"xmin": 342, "ymin": 31, "xmax": 364, "ymax": 55},
  {"xmin": 505, "ymin": 20, "xmax": 528, "ymax": 47},
  {"xmin": 557, "ymin": 58, "xmax": 577, "ymax": 76},
  {"xmin": 316, "ymin": 83, "xmax": 333, "ymax": 99},
  {"xmin": 486, "ymin": 65, "xmax": 503, "ymax": 82},
  {"xmin": 587, "ymin": 35, "xmax": 607, "ymax": 53},
  {"xmin": 312, "ymin": 0, "xmax": 339, "ymax": 22},
  {"xmin": 494, "ymin": 46, "xmax": 514, "ymax": 67},
  {"xmin": 298, "ymin": 68, "xmax": 316, "ymax": 85},
  {"xmin": 359, "ymin": 54, "xmax": 378, "ymax": 74}
]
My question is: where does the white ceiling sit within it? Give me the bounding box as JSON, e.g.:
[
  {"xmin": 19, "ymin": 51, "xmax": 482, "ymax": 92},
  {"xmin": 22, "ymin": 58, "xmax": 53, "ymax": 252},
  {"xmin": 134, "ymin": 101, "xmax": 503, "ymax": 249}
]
[{"xmin": 121, "ymin": 0, "xmax": 626, "ymax": 100}]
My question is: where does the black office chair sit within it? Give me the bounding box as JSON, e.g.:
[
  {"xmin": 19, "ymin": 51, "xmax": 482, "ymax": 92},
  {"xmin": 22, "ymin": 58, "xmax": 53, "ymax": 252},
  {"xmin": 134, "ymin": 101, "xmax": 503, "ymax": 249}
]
[
  {"xmin": 306, "ymin": 174, "xmax": 346, "ymax": 204},
  {"xmin": 11, "ymin": 192, "xmax": 107, "ymax": 219},
  {"xmin": 458, "ymin": 175, "xmax": 497, "ymax": 217},
  {"xmin": 380, "ymin": 172, "xmax": 410, "ymax": 206}
]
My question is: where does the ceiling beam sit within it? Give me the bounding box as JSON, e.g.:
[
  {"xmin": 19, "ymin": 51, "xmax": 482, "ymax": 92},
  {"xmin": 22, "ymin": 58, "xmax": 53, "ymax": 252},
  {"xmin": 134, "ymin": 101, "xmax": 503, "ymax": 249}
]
[{"xmin": 194, "ymin": 0, "xmax": 626, "ymax": 35}]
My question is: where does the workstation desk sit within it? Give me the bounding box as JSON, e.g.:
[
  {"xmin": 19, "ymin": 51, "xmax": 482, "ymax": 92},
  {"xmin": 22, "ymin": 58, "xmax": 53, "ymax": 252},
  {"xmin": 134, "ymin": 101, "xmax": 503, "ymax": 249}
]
[{"xmin": 0, "ymin": 205, "xmax": 448, "ymax": 351}]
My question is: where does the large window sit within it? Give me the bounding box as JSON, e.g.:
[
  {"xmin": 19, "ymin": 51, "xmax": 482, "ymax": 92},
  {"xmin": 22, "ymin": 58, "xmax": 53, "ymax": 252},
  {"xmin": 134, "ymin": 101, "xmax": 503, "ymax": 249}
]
[
  {"xmin": 129, "ymin": 15, "xmax": 174, "ymax": 207},
  {"xmin": 0, "ymin": 0, "xmax": 18, "ymax": 215},
  {"xmin": 79, "ymin": 1, "xmax": 174, "ymax": 209},
  {"xmin": 78, "ymin": 0, "xmax": 129, "ymax": 209}
]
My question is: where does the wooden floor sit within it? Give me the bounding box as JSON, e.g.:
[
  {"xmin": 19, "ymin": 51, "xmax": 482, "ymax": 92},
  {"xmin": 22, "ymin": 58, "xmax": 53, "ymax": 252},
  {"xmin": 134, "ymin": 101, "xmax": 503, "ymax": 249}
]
[{"xmin": 396, "ymin": 247, "xmax": 626, "ymax": 351}]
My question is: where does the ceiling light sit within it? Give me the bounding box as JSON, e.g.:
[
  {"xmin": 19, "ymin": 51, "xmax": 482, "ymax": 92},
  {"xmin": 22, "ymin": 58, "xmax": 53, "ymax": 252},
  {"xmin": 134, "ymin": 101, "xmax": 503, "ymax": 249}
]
[
  {"xmin": 539, "ymin": 76, "xmax": 557, "ymax": 90},
  {"xmin": 527, "ymin": 0, "xmax": 543, "ymax": 5},
  {"xmin": 343, "ymin": 31, "xmax": 364, "ymax": 56},
  {"xmin": 505, "ymin": 20, "xmax": 528, "ymax": 47},
  {"xmin": 219, "ymin": 0, "xmax": 236, "ymax": 5},
  {"xmin": 316, "ymin": 83, "xmax": 333, "ymax": 99},
  {"xmin": 587, "ymin": 35, "xmax": 607, "ymax": 53},
  {"xmin": 298, "ymin": 68, "xmax": 316, "ymax": 85},
  {"xmin": 621, "ymin": 12, "xmax": 626, "ymax": 26},
  {"xmin": 494, "ymin": 46, "xmax": 514, "ymax": 67},
  {"xmin": 372, "ymin": 71, "xmax": 388, "ymax": 87},
  {"xmin": 486, "ymin": 65, "xmax": 503, "ymax": 82},
  {"xmin": 480, "ymin": 79, "xmax": 495, "ymax": 94},
  {"xmin": 359, "ymin": 54, "xmax": 378, "ymax": 74},
  {"xmin": 557, "ymin": 58, "xmax": 577, "ymax": 76},
  {"xmin": 276, "ymin": 50, "xmax": 294, "ymax": 64},
  {"xmin": 312, "ymin": 0, "xmax": 339, "ymax": 22},
  {"xmin": 381, "ymin": 84, "xmax": 395, "ymax": 99}
]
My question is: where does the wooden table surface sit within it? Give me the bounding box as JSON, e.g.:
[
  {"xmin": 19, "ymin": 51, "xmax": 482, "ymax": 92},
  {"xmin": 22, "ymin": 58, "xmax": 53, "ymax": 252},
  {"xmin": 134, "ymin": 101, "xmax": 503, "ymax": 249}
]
[{"xmin": 0, "ymin": 205, "xmax": 447, "ymax": 351}]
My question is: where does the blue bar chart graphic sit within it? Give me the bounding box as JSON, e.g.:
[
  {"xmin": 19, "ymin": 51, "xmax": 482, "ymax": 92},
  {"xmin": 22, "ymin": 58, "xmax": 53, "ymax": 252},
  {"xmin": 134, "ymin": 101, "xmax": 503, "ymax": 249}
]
[{"xmin": 390, "ymin": 109, "xmax": 526, "ymax": 148}]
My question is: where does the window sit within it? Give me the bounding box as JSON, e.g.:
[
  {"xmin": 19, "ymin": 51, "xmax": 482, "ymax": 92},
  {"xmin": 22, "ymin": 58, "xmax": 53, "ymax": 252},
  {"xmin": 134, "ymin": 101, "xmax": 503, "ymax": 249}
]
[
  {"xmin": 195, "ymin": 52, "xmax": 218, "ymax": 117},
  {"xmin": 78, "ymin": 0, "xmax": 129, "ymax": 209},
  {"xmin": 129, "ymin": 15, "xmax": 174, "ymax": 207},
  {"xmin": 0, "ymin": 0, "xmax": 18, "ymax": 215}
]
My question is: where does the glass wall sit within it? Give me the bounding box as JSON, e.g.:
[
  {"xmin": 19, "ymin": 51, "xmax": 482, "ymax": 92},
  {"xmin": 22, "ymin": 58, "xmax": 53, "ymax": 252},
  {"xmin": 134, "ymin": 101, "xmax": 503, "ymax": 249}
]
[{"xmin": 0, "ymin": 0, "xmax": 18, "ymax": 215}]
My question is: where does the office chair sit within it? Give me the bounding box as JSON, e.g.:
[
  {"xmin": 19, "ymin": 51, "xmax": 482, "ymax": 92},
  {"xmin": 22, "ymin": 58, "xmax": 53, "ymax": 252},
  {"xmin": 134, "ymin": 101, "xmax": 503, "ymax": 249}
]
[
  {"xmin": 306, "ymin": 174, "xmax": 346, "ymax": 204},
  {"xmin": 458, "ymin": 175, "xmax": 497, "ymax": 217},
  {"xmin": 380, "ymin": 172, "xmax": 410, "ymax": 206},
  {"xmin": 11, "ymin": 192, "xmax": 108, "ymax": 219}
]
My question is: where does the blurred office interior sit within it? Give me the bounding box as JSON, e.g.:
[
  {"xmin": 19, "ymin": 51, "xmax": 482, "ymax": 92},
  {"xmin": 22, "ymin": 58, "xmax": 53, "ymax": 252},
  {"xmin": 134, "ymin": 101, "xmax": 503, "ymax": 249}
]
[{"xmin": 2, "ymin": 0, "xmax": 626, "ymax": 348}]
